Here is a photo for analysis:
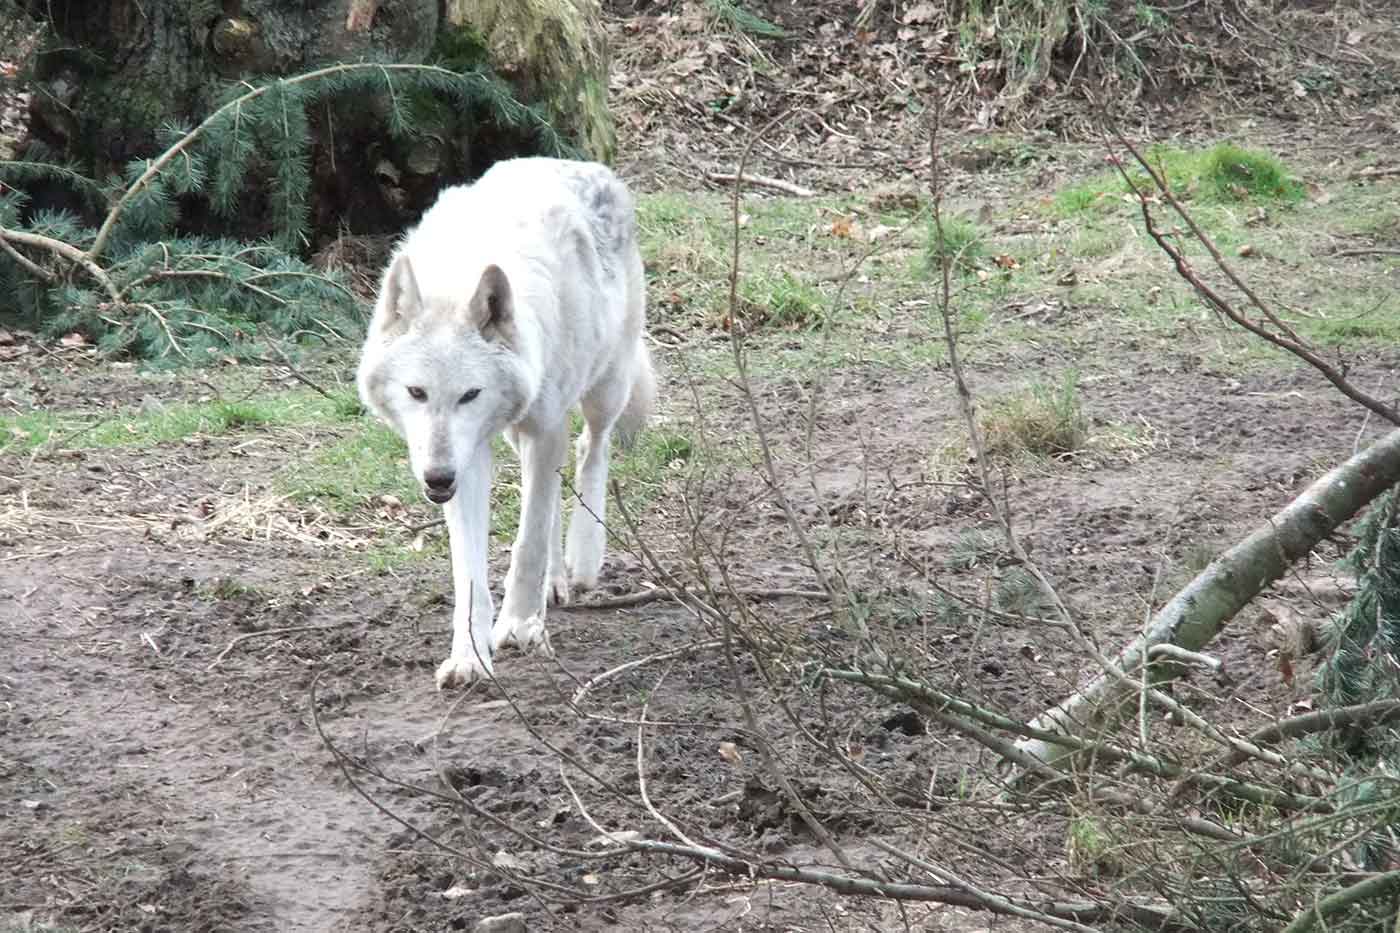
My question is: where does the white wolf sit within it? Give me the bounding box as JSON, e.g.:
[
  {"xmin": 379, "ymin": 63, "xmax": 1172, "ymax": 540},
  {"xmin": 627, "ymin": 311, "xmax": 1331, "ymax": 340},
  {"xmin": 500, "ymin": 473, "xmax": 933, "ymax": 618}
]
[{"xmin": 357, "ymin": 158, "xmax": 654, "ymax": 689}]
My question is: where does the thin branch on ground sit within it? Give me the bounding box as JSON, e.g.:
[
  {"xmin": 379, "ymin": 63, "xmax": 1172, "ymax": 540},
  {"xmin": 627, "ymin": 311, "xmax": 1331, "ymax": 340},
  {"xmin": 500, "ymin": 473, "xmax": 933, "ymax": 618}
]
[
  {"xmin": 705, "ymin": 170, "xmax": 815, "ymax": 197},
  {"xmin": 205, "ymin": 624, "xmax": 342, "ymax": 672}
]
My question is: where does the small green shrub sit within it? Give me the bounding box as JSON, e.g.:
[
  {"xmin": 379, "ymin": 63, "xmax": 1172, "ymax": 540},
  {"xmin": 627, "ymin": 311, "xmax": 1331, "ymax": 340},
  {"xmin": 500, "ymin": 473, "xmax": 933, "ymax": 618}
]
[
  {"xmin": 1199, "ymin": 143, "xmax": 1304, "ymax": 204},
  {"xmin": 739, "ymin": 271, "xmax": 826, "ymax": 329},
  {"xmin": 925, "ymin": 216, "xmax": 985, "ymax": 274}
]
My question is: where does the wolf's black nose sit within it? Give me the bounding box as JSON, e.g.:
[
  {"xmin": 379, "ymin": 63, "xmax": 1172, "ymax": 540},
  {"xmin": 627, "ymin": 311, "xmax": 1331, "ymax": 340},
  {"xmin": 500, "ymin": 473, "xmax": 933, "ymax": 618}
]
[{"xmin": 424, "ymin": 470, "xmax": 455, "ymax": 492}]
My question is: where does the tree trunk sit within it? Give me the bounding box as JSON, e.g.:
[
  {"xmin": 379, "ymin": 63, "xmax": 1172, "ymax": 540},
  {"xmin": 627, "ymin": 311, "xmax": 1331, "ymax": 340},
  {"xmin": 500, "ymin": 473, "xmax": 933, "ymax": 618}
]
[
  {"xmin": 17, "ymin": 0, "xmax": 611, "ymax": 246},
  {"xmin": 1013, "ymin": 427, "xmax": 1400, "ymax": 774}
]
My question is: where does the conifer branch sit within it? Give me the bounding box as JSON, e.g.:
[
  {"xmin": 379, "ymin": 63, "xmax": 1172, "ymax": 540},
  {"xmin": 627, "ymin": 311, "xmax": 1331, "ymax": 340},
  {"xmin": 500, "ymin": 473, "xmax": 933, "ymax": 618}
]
[
  {"xmin": 0, "ymin": 230, "xmax": 53, "ymax": 283},
  {"xmin": 0, "ymin": 222, "xmax": 119, "ymax": 302},
  {"xmin": 87, "ymin": 62, "xmax": 557, "ymax": 261}
]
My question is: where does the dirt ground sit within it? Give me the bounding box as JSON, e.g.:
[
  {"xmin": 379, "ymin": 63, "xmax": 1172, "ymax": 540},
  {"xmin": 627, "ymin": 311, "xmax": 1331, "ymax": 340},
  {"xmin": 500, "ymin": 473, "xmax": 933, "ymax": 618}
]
[{"xmin": 5, "ymin": 2, "xmax": 1400, "ymax": 932}]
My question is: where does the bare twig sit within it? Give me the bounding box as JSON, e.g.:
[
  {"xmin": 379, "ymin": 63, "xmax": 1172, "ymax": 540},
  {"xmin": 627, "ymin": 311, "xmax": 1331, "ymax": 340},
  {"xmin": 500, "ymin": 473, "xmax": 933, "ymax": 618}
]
[
  {"xmin": 571, "ymin": 640, "xmax": 722, "ymax": 707},
  {"xmin": 1108, "ymin": 129, "xmax": 1400, "ymax": 426},
  {"xmin": 571, "ymin": 585, "xmax": 828, "ymax": 610},
  {"xmin": 705, "ymin": 170, "xmax": 815, "ymax": 197},
  {"xmin": 205, "ymin": 624, "xmax": 342, "ymax": 671}
]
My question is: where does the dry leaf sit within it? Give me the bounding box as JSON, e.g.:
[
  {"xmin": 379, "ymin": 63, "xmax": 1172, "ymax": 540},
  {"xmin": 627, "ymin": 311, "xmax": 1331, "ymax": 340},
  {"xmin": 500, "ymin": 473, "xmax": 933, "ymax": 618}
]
[
  {"xmin": 60, "ymin": 331, "xmax": 90, "ymax": 348},
  {"xmin": 992, "ymin": 254, "xmax": 1020, "ymax": 270},
  {"xmin": 440, "ymin": 885, "xmax": 473, "ymax": 899},
  {"xmin": 902, "ymin": 2, "xmax": 938, "ymax": 24},
  {"xmin": 409, "ymin": 532, "xmax": 427, "ymax": 553},
  {"xmin": 829, "ymin": 216, "xmax": 855, "ymax": 238},
  {"xmin": 718, "ymin": 741, "xmax": 742, "ymax": 764}
]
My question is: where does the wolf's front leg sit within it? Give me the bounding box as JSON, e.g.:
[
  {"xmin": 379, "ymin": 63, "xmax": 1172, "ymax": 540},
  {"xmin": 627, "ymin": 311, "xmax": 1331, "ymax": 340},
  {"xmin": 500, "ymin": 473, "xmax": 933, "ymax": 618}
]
[
  {"xmin": 495, "ymin": 424, "xmax": 568, "ymax": 655},
  {"xmin": 436, "ymin": 445, "xmax": 495, "ymax": 690}
]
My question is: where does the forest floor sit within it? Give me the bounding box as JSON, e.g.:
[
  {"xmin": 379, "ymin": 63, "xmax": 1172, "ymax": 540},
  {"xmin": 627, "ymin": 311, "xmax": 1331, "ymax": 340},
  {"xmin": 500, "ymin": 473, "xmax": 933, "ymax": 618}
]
[{"xmin": 4, "ymin": 1, "xmax": 1400, "ymax": 931}]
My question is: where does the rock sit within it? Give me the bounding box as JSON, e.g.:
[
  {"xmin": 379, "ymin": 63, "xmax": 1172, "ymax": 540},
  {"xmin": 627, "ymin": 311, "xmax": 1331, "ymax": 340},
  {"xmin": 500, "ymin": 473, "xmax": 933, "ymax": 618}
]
[{"xmin": 474, "ymin": 912, "xmax": 527, "ymax": 933}]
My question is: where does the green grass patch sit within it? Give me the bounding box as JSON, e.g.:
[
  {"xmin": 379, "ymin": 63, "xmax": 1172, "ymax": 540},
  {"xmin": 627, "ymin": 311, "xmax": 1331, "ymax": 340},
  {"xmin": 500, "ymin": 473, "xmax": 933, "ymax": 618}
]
[
  {"xmin": 1299, "ymin": 291, "xmax": 1400, "ymax": 345},
  {"xmin": 924, "ymin": 215, "xmax": 986, "ymax": 274},
  {"xmin": 1065, "ymin": 810, "xmax": 1118, "ymax": 878},
  {"xmin": 0, "ymin": 390, "xmax": 359, "ymax": 454},
  {"xmin": 282, "ymin": 416, "xmax": 689, "ymax": 557},
  {"xmin": 280, "ymin": 419, "xmax": 421, "ymax": 512},
  {"xmin": 980, "ymin": 371, "xmax": 1089, "ymax": 460},
  {"xmin": 1052, "ymin": 142, "xmax": 1305, "ymax": 218},
  {"xmin": 197, "ymin": 577, "xmax": 264, "ymax": 601},
  {"xmin": 636, "ymin": 191, "xmax": 888, "ymax": 331},
  {"xmin": 738, "ymin": 270, "xmax": 828, "ymax": 329},
  {"xmin": 1068, "ymin": 224, "xmax": 1125, "ymax": 259}
]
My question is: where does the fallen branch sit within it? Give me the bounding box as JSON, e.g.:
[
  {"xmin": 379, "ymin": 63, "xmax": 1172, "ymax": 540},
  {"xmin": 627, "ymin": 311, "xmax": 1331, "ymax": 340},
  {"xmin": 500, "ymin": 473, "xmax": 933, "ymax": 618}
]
[
  {"xmin": 706, "ymin": 171, "xmax": 815, "ymax": 198},
  {"xmin": 571, "ymin": 640, "xmax": 722, "ymax": 707},
  {"xmin": 1280, "ymin": 868, "xmax": 1400, "ymax": 933},
  {"xmin": 0, "ymin": 223, "xmax": 120, "ymax": 302},
  {"xmin": 205, "ymin": 624, "xmax": 342, "ymax": 671},
  {"xmin": 559, "ymin": 767, "xmax": 1188, "ymax": 932},
  {"xmin": 572, "ymin": 585, "xmax": 828, "ymax": 610},
  {"xmin": 1332, "ymin": 248, "xmax": 1400, "ymax": 258},
  {"xmin": 1013, "ymin": 427, "xmax": 1400, "ymax": 772}
]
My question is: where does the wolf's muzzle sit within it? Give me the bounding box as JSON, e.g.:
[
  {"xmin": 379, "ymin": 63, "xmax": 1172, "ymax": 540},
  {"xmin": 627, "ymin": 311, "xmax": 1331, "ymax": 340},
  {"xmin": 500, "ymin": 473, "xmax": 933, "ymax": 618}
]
[{"xmin": 424, "ymin": 469, "xmax": 456, "ymax": 504}]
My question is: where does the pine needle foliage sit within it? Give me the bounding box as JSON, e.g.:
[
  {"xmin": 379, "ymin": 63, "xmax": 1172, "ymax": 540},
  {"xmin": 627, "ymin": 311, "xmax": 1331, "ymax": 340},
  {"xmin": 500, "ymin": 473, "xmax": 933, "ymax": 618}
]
[
  {"xmin": 1305, "ymin": 491, "xmax": 1400, "ymax": 883},
  {"xmin": 705, "ymin": 0, "xmax": 787, "ymax": 39},
  {"xmin": 0, "ymin": 62, "xmax": 573, "ymax": 364},
  {"xmin": 1321, "ymin": 491, "xmax": 1400, "ymax": 723}
]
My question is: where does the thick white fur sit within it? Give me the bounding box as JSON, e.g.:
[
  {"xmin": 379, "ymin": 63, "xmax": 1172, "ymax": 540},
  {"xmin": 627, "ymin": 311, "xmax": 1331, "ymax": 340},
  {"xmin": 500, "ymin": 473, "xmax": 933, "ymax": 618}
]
[{"xmin": 356, "ymin": 158, "xmax": 653, "ymax": 689}]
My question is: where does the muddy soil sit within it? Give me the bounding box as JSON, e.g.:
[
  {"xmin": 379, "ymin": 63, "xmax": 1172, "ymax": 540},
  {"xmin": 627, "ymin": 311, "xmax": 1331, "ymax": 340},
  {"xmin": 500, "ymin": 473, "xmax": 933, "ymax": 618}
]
[
  {"xmin": 6, "ymin": 324, "xmax": 1397, "ymax": 932},
  {"xmin": 5, "ymin": 2, "xmax": 1400, "ymax": 932}
]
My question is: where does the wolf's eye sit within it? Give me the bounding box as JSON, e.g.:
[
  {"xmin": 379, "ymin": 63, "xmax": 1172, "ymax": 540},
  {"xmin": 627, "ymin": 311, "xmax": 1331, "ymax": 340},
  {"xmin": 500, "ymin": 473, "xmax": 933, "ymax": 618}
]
[
  {"xmin": 459, "ymin": 388, "xmax": 481, "ymax": 405},
  {"xmin": 407, "ymin": 386, "xmax": 427, "ymax": 401}
]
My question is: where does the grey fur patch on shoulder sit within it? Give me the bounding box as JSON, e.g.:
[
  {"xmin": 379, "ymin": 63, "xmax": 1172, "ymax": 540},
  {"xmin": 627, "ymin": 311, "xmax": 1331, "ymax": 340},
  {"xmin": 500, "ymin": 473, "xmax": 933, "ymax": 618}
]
[{"xmin": 555, "ymin": 162, "xmax": 636, "ymax": 266}]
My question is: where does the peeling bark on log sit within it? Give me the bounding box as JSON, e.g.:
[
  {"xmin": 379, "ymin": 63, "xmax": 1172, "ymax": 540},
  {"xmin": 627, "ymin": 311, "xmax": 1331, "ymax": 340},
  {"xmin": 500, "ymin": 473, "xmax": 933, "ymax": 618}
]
[{"xmin": 1013, "ymin": 427, "xmax": 1400, "ymax": 772}]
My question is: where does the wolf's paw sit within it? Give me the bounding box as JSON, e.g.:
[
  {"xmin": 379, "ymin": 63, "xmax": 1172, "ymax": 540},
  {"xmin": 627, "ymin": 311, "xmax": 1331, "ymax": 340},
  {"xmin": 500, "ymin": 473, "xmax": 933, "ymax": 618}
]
[
  {"xmin": 546, "ymin": 571, "xmax": 571, "ymax": 608},
  {"xmin": 567, "ymin": 565, "xmax": 599, "ymax": 595},
  {"xmin": 491, "ymin": 613, "xmax": 554, "ymax": 657},
  {"xmin": 435, "ymin": 654, "xmax": 492, "ymax": 691}
]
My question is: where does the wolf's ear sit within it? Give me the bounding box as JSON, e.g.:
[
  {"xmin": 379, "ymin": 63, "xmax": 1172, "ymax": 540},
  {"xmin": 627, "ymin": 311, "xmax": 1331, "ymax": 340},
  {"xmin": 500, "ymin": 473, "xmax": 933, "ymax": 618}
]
[
  {"xmin": 467, "ymin": 264, "xmax": 517, "ymax": 345},
  {"xmin": 371, "ymin": 253, "xmax": 424, "ymax": 338}
]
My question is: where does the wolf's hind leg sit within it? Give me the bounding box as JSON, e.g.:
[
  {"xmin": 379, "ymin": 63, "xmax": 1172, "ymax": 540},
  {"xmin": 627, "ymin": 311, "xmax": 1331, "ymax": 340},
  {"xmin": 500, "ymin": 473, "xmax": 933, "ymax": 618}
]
[
  {"xmin": 567, "ymin": 372, "xmax": 631, "ymax": 591},
  {"xmin": 547, "ymin": 492, "xmax": 569, "ymax": 607}
]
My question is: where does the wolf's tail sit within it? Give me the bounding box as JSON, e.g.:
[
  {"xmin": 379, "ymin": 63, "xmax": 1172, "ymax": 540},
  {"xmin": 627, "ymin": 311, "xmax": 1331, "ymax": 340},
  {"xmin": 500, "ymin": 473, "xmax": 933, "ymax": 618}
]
[{"xmin": 616, "ymin": 340, "xmax": 655, "ymax": 447}]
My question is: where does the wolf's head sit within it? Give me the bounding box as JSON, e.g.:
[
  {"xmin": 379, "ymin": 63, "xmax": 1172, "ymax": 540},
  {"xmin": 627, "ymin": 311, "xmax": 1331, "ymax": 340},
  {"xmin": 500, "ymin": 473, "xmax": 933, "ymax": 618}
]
[{"xmin": 356, "ymin": 255, "xmax": 532, "ymax": 504}]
